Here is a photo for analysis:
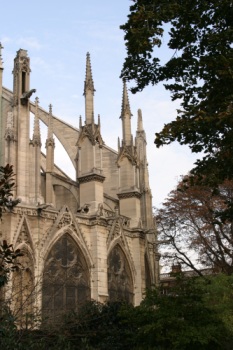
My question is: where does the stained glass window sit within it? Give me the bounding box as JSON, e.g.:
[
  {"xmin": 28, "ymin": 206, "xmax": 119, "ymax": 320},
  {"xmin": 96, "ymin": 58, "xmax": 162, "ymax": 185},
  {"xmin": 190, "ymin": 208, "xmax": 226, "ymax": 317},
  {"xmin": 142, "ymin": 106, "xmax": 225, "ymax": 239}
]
[
  {"xmin": 108, "ymin": 245, "xmax": 134, "ymax": 304},
  {"xmin": 12, "ymin": 252, "xmax": 34, "ymax": 328},
  {"xmin": 42, "ymin": 234, "xmax": 90, "ymax": 323}
]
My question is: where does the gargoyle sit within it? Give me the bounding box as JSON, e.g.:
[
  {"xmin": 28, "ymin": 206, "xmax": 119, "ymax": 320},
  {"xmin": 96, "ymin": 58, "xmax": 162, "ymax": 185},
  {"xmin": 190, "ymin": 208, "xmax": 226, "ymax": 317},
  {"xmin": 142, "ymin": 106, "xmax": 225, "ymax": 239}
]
[{"xmin": 20, "ymin": 88, "xmax": 36, "ymax": 105}]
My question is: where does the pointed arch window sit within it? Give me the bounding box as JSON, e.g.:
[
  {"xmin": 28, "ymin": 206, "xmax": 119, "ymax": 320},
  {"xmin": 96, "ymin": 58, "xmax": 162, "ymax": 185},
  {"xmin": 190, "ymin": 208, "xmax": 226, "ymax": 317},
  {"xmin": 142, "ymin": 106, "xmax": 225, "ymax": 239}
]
[
  {"xmin": 145, "ymin": 255, "xmax": 152, "ymax": 289},
  {"xmin": 42, "ymin": 234, "xmax": 90, "ymax": 323},
  {"xmin": 107, "ymin": 245, "xmax": 134, "ymax": 304},
  {"xmin": 12, "ymin": 250, "xmax": 34, "ymax": 328}
]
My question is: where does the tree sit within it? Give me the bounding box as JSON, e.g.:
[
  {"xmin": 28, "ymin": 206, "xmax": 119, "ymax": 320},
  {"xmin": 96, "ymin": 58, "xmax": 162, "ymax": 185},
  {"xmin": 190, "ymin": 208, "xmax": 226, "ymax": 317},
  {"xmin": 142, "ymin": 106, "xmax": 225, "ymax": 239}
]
[
  {"xmin": 131, "ymin": 276, "xmax": 233, "ymax": 350},
  {"xmin": 156, "ymin": 176, "xmax": 233, "ymax": 274},
  {"xmin": 55, "ymin": 301, "xmax": 136, "ymax": 350},
  {"xmin": 121, "ymin": 0, "xmax": 233, "ymax": 195},
  {"xmin": 0, "ymin": 164, "xmax": 22, "ymax": 287},
  {"xmin": 0, "ymin": 164, "xmax": 21, "ymax": 218},
  {"xmin": 0, "ymin": 240, "xmax": 23, "ymax": 287}
]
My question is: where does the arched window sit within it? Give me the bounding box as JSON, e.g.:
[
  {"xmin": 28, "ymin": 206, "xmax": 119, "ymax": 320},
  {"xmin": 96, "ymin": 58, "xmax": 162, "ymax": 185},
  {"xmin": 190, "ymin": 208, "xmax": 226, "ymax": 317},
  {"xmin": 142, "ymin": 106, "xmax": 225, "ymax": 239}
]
[
  {"xmin": 107, "ymin": 245, "xmax": 134, "ymax": 304},
  {"xmin": 12, "ymin": 251, "xmax": 34, "ymax": 328},
  {"xmin": 145, "ymin": 255, "xmax": 152, "ymax": 289},
  {"xmin": 42, "ymin": 233, "xmax": 90, "ymax": 323}
]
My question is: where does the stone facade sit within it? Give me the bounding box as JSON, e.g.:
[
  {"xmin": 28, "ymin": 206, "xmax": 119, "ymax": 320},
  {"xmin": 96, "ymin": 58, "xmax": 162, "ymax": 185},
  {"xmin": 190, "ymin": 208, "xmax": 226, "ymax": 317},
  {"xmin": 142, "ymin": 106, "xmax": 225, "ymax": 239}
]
[{"xmin": 0, "ymin": 48, "xmax": 159, "ymax": 322}]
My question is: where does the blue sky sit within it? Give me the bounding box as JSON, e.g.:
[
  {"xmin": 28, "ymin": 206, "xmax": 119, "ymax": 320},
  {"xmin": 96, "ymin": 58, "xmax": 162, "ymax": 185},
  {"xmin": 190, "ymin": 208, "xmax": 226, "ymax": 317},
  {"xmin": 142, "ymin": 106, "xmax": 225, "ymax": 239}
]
[{"xmin": 0, "ymin": 0, "xmax": 198, "ymax": 207}]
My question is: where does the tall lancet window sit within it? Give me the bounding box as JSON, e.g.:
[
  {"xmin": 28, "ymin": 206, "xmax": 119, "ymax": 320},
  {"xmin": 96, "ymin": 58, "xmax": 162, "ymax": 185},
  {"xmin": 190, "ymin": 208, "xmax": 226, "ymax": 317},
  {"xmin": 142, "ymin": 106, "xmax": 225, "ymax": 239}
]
[
  {"xmin": 42, "ymin": 234, "xmax": 90, "ymax": 323},
  {"xmin": 12, "ymin": 250, "xmax": 34, "ymax": 329},
  {"xmin": 145, "ymin": 255, "xmax": 152, "ymax": 289},
  {"xmin": 108, "ymin": 245, "xmax": 134, "ymax": 304},
  {"xmin": 22, "ymin": 71, "xmax": 26, "ymax": 93}
]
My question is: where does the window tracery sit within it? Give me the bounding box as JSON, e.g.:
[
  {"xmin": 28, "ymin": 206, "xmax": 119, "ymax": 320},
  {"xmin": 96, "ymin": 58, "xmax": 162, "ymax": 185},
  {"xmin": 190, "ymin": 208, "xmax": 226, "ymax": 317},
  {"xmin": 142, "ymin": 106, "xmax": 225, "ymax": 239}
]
[
  {"xmin": 12, "ymin": 251, "xmax": 34, "ymax": 328},
  {"xmin": 42, "ymin": 233, "xmax": 90, "ymax": 323},
  {"xmin": 108, "ymin": 245, "xmax": 134, "ymax": 303}
]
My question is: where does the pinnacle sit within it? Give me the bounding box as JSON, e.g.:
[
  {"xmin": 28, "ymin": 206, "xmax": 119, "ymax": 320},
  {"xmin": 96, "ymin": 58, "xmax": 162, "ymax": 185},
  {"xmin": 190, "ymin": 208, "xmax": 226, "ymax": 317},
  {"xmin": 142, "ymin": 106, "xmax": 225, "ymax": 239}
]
[
  {"xmin": 137, "ymin": 109, "xmax": 144, "ymax": 131},
  {"xmin": 120, "ymin": 80, "xmax": 132, "ymax": 118},
  {"xmin": 84, "ymin": 52, "xmax": 95, "ymax": 95},
  {"xmin": 32, "ymin": 97, "xmax": 41, "ymax": 144},
  {"xmin": 0, "ymin": 42, "xmax": 4, "ymax": 69},
  {"xmin": 47, "ymin": 103, "xmax": 54, "ymax": 140}
]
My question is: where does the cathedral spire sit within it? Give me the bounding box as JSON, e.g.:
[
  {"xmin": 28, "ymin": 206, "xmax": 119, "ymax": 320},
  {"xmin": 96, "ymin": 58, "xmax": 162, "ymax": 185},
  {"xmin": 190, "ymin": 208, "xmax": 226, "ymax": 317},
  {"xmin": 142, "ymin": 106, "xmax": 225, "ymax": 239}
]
[
  {"xmin": 84, "ymin": 52, "xmax": 95, "ymax": 124},
  {"xmin": 120, "ymin": 80, "xmax": 132, "ymax": 146},
  {"xmin": 32, "ymin": 97, "xmax": 41, "ymax": 146}
]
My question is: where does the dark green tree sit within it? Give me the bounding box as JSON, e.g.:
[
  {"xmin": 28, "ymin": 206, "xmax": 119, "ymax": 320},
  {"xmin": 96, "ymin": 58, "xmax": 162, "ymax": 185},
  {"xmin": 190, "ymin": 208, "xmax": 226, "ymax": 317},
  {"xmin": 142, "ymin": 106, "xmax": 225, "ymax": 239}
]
[
  {"xmin": 121, "ymin": 0, "xmax": 233, "ymax": 198},
  {"xmin": 126, "ymin": 277, "xmax": 232, "ymax": 350},
  {"xmin": 0, "ymin": 164, "xmax": 21, "ymax": 218},
  {"xmin": 0, "ymin": 164, "xmax": 22, "ymax": 287},
  {"xmin": 55, "ymin": 301, "xmax": 136, "ymax": 350}
]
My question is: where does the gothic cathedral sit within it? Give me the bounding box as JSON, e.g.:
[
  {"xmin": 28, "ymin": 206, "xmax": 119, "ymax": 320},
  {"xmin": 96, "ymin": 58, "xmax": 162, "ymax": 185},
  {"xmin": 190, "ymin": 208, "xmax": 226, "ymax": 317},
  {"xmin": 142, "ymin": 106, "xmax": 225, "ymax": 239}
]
[{"xmin": 0, "ymin": 47, "xmax": 159, "ymax": 323}]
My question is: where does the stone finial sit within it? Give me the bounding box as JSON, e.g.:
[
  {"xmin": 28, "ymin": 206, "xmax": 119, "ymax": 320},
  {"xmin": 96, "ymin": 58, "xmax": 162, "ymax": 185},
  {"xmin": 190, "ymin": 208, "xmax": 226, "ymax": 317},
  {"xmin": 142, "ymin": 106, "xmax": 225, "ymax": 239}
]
[
  {"xmin": 79, "ymin": 115, "xmax": 82, "ymax": 129},
  {"xmin": 137, "ymin": 109, "xmax": 144, "ymax": 131},
  {"xmin": 32, "ymin": 97, "xmax": 41, "ymax": 146},
  {"xmin": 84, "ymin": 52, "xmax": 95, "ymax": 96},
  {"xmin": 120, "ymin": 80, "xmax": 133, "ymax": 146},
  {"xmin": 120, "ymin": 80, "xmax": 132, "ymax": 119},
  {"xmin": 0, "ymin": 42, "xmax": 3, "ymax": 69},
  {"xmin": 46, "ymin": 103, "xmax": 55, "ymax": 147},
  {"xmin": 48, "ymin": 104, "xmax": 53, "ymax": 137},
  {"xmin": 84, "ymin": 52, "xmax": 95, "ymax": 125}
]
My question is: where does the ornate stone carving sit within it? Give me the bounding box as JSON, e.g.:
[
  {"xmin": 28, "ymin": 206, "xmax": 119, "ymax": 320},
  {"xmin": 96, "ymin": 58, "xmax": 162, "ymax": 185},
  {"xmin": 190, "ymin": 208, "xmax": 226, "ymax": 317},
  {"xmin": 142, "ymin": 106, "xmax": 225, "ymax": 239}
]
[
  {"xmin": 5, "ymin": 112, "xmax": 16, "ymax": 141},
  {"xmin": 57, "ymin": 212, "xmax": 72, "ymax": 228},
  {"xmin": 117, "ymin": 144, "xmax": 138, "ymax": 166},
  {"xmin": 78, "ymin": 173, "xmax": 105, "ymax": 184},
  {"xmin": 77, "ymin": 123, "xmax": 104, "ymax": 146},
  {"xmin": 6, "ymin": 111, "xmax": 13, "ymax": 129},
  {"xmin": 117, "ymin": 191, "xmax": 141, "ymax": 200},
  {"xmin": 20, "ymin": 88, "xmax": 36, "ymax": 105},
  {"xmin": 45, "ymin": 137, "xmax": 55, "ymax": 148}
]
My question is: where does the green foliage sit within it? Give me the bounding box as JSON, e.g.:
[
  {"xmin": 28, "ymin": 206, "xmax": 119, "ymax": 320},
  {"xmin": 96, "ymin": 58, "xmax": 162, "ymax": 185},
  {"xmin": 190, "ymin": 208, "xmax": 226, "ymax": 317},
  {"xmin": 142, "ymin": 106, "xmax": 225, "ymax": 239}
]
[
  {"xmin": 0, "ymin": 164, "xmax": 22, "ymax": 287},
  {"xmin": 0, "ymin": 164, "xmax": 15, "ymax": 218},
  {"xmin": 201, "ymin": 274, "xmax": 233, "ymax": 336},
  {"xmin": 121, "ymin": 0, "xmax": 233, "ymax": 210},
  {"xmin": 1, "ymin": 281, "xmax": 233, "ymax": 349},
  {"xmin": 0, "ymin": 301, "xmax": 137, "ymax": 349},
  {"xmin": 128, "ymin": 277, "xmax": 233, "ymax": 349},
  {"xmin": 0, "ymin": 240, "xmax": 23, "ymax": 287},
  {"xmin": 55, "ymin": 300, "xmax": 136, "ymax": 349}
]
